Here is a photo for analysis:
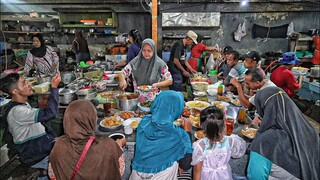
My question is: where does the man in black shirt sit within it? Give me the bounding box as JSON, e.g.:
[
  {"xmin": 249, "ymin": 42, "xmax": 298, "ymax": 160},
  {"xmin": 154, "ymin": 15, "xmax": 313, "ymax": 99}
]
[{"xmin": 167, "ymin": 30, "xmax": 198, "ymax": 91}]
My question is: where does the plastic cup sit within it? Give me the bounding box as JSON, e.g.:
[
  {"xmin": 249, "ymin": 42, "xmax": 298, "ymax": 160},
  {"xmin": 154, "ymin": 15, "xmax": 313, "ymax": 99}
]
[
  {"xmin": 103, "ymin": 102, "xmax": 111, "ymax": 115},
  {"xmin": 237, "ymin": 108, "xmax": 247, "ymax": 124},
  {"xmin": 226, "ymin": 117, "xmax": 235, "ymax": 135},
  {"xmin": 124, "ymin": 125, "xmax": 133, "ymax": 135}
]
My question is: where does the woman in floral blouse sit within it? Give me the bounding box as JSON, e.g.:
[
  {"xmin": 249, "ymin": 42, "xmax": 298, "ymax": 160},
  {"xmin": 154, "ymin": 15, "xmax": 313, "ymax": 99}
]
[{"xmin": 119, "ymin": 38, "xmax": 172, "ymax": 101}]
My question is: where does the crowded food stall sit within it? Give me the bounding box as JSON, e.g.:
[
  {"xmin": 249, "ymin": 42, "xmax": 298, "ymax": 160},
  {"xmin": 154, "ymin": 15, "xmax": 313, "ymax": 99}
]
[{"xmin": 1, "ymin": 1, "xmax": 320, "ymax": 180}]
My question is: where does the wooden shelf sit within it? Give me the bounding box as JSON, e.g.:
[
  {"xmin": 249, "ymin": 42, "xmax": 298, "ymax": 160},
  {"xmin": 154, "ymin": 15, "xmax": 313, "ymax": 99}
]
[
  {"xmin": 62, "ymin": 24, "xmax": 115, "ymax": 28},
  {"xmin": 2, "ymin": 31, "xmax": 55, "ymax": 34},
  {"xmin": 1, "ymin": 15, "xmax": 56, "ymax": 22}
]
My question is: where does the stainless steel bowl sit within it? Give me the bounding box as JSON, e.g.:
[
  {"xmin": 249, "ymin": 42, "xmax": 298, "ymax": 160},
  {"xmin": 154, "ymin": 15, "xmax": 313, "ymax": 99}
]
[{"xmin": 76, "ymin": 88, "xmax": 96, "ymax": 100}]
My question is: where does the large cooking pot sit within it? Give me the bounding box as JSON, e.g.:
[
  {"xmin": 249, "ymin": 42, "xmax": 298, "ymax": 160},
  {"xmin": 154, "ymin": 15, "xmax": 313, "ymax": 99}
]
[
  {"xmin": 310, "ymin": 66, "xmax": 320, "ymax": 78},
  {"xmin": 115, "ymin": 92, "xmax": 139, "ymax": 111},
  {"xmin": 59, "ymin": 86, "xmax": 77, "ymax": 105},
  {"xmin": 61, "ymin": 71, "xmax": 76, "ymax": 84},
  {"xmin": 76, "ymin": 88, "xmax": 97, "ymax": 100}
]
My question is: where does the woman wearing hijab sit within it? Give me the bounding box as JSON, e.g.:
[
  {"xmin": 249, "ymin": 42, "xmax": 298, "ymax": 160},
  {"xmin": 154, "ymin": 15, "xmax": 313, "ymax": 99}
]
[
  {"xmin": 119, "ymin": 39, "xmax": 172, "ymax": 100},
  {"xmin": 49, "ymin": 100, "xmax": 125, "ymax": 180},
  {"xmin": 24, "ymin": 33, "xmax": 59, "ymax": 76},
  {"xmin": 113, "ymin": 29, "xmax": 143, "ymax": 69},
  {"xmin": 130, "ymin": 90, "xmax": 193, "ymax": 180},
  {"xmin": 247, "ymin": 86, "xmax": 319, "ymax": 180},
  {"xmin": 72, "ymin": 30, "xmax": 91, "ymax": 63}
]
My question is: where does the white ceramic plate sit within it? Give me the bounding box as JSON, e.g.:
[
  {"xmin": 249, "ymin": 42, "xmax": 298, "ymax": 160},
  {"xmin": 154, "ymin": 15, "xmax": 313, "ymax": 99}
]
[
  {"xmin": 123, "ymin": 117, "xmax": 142, "ymax": 129},
  {"xmin": 100, "ymin": 116, "xmax": 123, "ymax": 129},
  {"xmin": 137, "ymin": 102, "xmax": 151, "ymax": 112},
  {"xmin": 137, "ymin": 85, "xmax": 153, "ymax": 91},
  {"xmin": 193, "ymin": 91, "xmax": 207, "ymax": 97},
  {"xmin": 211, "ymin": 101, "xmax": 230, "ymax": 107},
  {"xmin": 116, "ymin": 111, "xmax": 135, "ymax": 120},
  {"xmin": 241, "ymin": 128, "xmax": 257, "ymax": 139},
  {"xmin": 186, "ymin": 101, "xmax": 211, "ymax": 111}
]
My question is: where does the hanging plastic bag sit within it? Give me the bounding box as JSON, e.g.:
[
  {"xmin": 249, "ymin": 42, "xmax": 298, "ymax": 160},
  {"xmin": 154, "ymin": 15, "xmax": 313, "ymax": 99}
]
[
  {"xmin": 234, "ymin": 21, "xmax": 247, "ymax": 42},
  {"xmin": 205, "ymin": 54, "xmax": 215, "ymax": 74}
]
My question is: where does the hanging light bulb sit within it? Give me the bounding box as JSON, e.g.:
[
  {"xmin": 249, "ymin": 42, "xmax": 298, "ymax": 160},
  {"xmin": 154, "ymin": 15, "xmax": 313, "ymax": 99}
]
[{"xmin": 241, "ymin": 0, "xmax": 248, "ymax": 6}]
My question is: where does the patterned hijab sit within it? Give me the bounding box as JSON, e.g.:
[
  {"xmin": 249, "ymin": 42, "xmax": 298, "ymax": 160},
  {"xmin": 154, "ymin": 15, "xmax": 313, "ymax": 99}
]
[
  {"xmin": 49, "ymin": 100, "xmax": 122, "ymax": 180},
  {"xmin": 251, "ymin": 86, "xmax": 319, "ymax": 179},
  {"xmin": 30, "ymin": 33, "xmax": 47, "ymax": 57},
  {"xmin": 132, "ymin": 90, "xmax": 193, "ymax": 173},
  {"xmin": 131, "ymin": 38, "xmax": 166, "ymax": 86}
]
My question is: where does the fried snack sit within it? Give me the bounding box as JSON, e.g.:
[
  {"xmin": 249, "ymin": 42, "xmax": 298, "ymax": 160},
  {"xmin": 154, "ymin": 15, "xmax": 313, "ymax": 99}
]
[
  {"xmin": 242, "ymin": 129, "xmax": 257, "ymax": 137},
  {"xmin": 213, "ymin": 101, "xmax": 226, "ymax": 111},
  {"xmin": 138, "ymin": 85, "xmax": 150, "ymax": 91},
  {"xmin": 130, "ymin": 121, "xmax": 139, "ymax": 129},
  {"xmin": 232, "ymin": 99, "xmax": 241, "ymax": 106},
  {"xmin": 196, "ymin": 130, "xmax": 204, "ymax": 139},
  {"xmin": 120, "ymin": 111, "xmax": 134, "ymax": 120},
  {"xmin": 217, "ymin": 95, "xmax": 231, "ymax": 102},
  {"xmin": 102, "ymin": 116, "xmax": 122, "ymax": 127},
  {"xmin": 182, "ymin": 108, "xmax": 191, "ymax": 117}
]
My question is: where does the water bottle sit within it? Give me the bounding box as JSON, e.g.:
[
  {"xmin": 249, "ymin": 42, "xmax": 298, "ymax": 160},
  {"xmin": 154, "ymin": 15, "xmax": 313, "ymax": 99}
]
[
  {"xmin": 208, "ymin": 70, "xmax": 218, "ymax": 84},
  {"xmin": 218, "ymin": 83, "xmax": 224, "ymax": 96}
]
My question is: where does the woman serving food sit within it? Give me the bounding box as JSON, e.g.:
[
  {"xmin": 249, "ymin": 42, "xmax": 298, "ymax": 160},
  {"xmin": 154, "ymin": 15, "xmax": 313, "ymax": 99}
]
[{"xmin": 119, "ymin": 39, "xmax": 172, "ymax": 101}]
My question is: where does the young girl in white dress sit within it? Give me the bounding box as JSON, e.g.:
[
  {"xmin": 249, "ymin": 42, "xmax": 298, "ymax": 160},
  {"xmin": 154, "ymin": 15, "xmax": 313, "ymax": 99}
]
[{"xmin": 191, "ymin": 106, "xmax": 246, "ymax": 180}]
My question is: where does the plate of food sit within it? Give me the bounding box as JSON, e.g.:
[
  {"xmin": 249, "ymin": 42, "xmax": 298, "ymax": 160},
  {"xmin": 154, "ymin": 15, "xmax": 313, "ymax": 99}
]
[
  {"xmin": 241, "ymin": 128, "xmax": 258, "ymax": 139},
  {"xmin": 137, "ymin": 85, "xmax": 153, "ymax": 91},
  {"xmin": 186, "ymin": 101, "xmax": 211, "ymax": 111},
  {"xmin": 118, "ymin": 111, "xmax": 135, "ymax": 120},
  {"xmin": 123, "ymin": 117, "xmax": 141, "ymax": 129},
  {"xmin": 137, "ymin": 101, "xmax": 152, "ymax": 112},
  {"xmin": 194, "ymin": 130, "xmax": 205, "ymax": 140},
  {"xmin": 231, "ymin": 99, "xmax": 242, "ymax": 107},
  {"xmin": 212, "ymin": 101, "xmax": 229, "ymax": 111},
  {"xmin": 193, "ymin": 91, "xmax": 207, "ymax": 97},
  {"xmin": 217, "ymin": 95, "xmax": 231, "ymax": 102},
  {"xmin": 193, "ymin": 96, "xmax": 209, "ymax": 102},
  {"xmin": 100, "ymin": 115, "xmax": 123, "ymax": 129}
]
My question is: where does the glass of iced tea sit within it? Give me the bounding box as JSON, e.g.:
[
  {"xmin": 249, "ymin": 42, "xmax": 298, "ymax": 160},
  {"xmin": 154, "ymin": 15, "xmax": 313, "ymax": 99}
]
[{"xmin": 226, "ymin": 117, "xmax": 235, "ymax": 135}]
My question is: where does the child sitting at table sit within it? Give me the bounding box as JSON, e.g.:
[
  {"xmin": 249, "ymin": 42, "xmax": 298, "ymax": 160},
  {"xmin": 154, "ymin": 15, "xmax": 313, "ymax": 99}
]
[{"xmin": 191, "ymin": 106, "xmax": 246, "ymax": 180}]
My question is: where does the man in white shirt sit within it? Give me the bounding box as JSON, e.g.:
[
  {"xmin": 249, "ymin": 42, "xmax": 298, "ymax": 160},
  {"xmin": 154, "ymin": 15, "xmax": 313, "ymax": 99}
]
[{"xmin": 231, "ymin": 67, "xmax": 276, "ymax": 109}]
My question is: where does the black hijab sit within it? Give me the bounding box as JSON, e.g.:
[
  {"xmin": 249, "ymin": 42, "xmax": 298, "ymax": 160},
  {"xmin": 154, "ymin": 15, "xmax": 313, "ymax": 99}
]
[
  {"xmin": 251, "ymin": 86, "xmax": 319, "ymax": 179},
  {"xmin": 30, "ymin": 33, "xmax": 47, "ymax": 58}
]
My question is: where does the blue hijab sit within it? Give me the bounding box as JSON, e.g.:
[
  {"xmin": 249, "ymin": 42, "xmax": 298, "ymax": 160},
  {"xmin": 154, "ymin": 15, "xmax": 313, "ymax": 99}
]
[{"xmin": 132, "ymin": 90, "xmax": 193, "ymax": 173}]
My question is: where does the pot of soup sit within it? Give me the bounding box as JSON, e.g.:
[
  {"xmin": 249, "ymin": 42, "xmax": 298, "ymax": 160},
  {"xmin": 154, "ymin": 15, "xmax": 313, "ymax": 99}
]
[{"xmin": 115, "ymin": 92, "xmax": 139, "ymax": 111}]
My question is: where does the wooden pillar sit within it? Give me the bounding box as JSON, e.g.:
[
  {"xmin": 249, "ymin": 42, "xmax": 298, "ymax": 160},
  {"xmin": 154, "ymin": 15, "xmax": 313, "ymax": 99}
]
[{"xmin": 151, "ymin": 0, "xmax": 157, "ymax": 45}]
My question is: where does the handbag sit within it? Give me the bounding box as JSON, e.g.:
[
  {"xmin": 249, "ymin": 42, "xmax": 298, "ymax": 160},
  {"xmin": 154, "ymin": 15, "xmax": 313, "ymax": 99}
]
[{"xmin": 71, "ymin": 136, "xmax": 95, "ymax": 180}]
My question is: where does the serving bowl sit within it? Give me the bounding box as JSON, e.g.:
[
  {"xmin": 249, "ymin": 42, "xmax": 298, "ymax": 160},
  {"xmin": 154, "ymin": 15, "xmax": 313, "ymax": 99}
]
[
  {"xmin": 191, "ymin": 82, "xmax": 208, "ymax": 92},
  {"xmin": 186, "ymin": 101, "xmax": 211, "ymax": 111}
]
